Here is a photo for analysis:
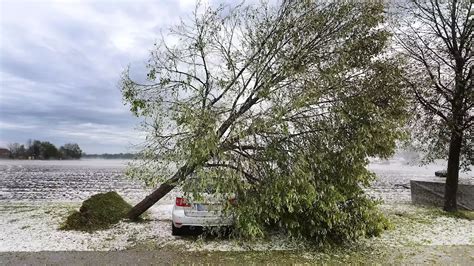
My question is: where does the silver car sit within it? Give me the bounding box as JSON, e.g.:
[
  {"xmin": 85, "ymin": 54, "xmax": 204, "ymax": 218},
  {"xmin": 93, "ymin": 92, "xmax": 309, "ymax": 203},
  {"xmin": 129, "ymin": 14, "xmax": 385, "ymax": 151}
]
[{"xmin": 171, "ymin": 187, "xmax": 235, "ymax": 235}]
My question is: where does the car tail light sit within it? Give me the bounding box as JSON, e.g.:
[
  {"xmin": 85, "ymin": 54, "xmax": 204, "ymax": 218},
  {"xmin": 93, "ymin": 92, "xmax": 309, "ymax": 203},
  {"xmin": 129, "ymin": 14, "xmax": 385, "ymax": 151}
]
[{"xmin": 175, "ymin": 197, "xmax": 191, "ymax": 207}]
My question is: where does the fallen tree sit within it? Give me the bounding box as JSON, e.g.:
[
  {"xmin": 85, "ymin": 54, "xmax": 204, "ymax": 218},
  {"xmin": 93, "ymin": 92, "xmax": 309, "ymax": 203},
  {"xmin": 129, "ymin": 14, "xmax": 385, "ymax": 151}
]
[{"xmin": 122, "ymin": 1, "xmax": 408, "ymax": 242}]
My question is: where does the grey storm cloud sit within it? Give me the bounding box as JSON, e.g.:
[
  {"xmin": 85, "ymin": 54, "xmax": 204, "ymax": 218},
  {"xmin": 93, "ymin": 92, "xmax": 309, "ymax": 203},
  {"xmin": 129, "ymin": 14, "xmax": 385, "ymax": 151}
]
[{"xmin": 0, "ymin": 0, "xmax": 201, "ymax": 153}]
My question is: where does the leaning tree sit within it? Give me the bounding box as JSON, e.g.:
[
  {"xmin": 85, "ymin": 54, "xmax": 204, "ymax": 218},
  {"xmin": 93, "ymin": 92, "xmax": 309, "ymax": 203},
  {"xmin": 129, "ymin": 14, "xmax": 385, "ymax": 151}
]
[
  {"xmin": 393, "ymin": 0, "xmax": 473, "ymax": 212},
  {"xmin": 122, "ymin": 1, "xmax": 408, "ymax": 241}
]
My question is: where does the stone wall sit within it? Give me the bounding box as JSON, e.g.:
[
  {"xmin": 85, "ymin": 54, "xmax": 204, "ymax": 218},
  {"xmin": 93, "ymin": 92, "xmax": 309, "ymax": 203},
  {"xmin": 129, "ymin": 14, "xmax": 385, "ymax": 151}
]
[{"xmin": 411, "ymin": 178, "xmax": 474, "ymax": 210}]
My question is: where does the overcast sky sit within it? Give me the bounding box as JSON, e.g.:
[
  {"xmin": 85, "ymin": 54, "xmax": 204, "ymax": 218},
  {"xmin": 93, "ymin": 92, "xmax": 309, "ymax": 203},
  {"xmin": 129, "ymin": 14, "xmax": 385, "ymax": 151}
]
[{"xmin": 0, "ymin": 0, "xmax": 204, "ymax": 154}]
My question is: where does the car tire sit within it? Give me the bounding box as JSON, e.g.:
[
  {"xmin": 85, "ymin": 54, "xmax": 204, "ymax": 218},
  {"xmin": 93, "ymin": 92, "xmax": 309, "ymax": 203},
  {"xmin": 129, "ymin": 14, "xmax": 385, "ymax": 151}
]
[{"xmin": 172, "ymin": 223, "xmax": 186, "ymax": 236}]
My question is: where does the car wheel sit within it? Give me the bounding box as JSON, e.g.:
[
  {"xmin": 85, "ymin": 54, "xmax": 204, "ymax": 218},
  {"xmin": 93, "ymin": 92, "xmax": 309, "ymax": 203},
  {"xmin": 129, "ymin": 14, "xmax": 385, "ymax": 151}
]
[{"xmin": 172, "ymin": 222, "xmax": 186, "ymax": 236}]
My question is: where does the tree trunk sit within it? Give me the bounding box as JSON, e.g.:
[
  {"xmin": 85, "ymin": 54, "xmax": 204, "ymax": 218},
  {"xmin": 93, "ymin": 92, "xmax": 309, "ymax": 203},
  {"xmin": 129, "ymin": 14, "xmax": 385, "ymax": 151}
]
[
  {"xmin": 443, "ymin": 129, "xmax": 463, "ymax": 212},
  {"xmin": 127, "ymin": 94, "xmax": 261, "ymax": 220},
  {"xmin": 444, "ymin": 52, "xmax": 465, "ymax": 212},
  {"xmin": 127, "ymin": 95, "xmax": 261, "ymax": 220},
  {"xmin": 127, "ymin": 163, "xmax": 196, "ymax": 220}
]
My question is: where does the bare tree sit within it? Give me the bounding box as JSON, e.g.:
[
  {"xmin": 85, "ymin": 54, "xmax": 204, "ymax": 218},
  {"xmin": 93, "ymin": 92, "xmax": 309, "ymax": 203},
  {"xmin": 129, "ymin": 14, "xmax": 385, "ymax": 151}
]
[
  {"xmin": 7, "ymin": 143, "xmax": 25, "ymax": 159},
  {"xmin": 393, "ymin": 0, "xmax": 473, "ymax": 211}
]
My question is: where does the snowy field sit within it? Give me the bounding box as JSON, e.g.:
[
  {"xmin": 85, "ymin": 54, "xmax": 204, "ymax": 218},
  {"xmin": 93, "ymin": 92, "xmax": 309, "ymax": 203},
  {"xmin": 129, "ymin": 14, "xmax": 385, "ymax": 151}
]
[
  {"xmin": 0, "ymin": 159, "xmax": 148, "ymax": 203},
  {"xmin": 0, "ymin": 158, "xmax": 472, "ymax": 252}
]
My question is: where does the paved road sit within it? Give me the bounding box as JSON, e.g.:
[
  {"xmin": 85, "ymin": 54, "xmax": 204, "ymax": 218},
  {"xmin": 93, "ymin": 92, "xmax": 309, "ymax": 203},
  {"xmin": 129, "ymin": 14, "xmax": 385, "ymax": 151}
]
[{"xmin": 1, "ymin": 246, "xmax": 473, "ymax": 265}]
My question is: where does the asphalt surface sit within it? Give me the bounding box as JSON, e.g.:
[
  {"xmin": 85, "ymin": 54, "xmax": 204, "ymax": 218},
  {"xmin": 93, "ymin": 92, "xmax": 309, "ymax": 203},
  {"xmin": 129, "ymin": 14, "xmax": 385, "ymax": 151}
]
[{"xmin": 1, "ymin": 246, "xmax": 474, "ymax": 265}]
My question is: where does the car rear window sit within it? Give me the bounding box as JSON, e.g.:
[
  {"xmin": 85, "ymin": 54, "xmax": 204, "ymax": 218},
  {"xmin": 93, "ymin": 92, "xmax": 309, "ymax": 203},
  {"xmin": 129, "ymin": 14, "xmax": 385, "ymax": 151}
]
[{"xmin": 182, "ymin": 177, "xmax": 216, "ymax": 194}]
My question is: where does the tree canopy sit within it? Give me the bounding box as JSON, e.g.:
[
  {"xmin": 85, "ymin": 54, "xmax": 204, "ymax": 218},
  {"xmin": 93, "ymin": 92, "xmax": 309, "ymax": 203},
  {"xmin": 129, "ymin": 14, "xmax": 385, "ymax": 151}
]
[
  {"xmin": 122, "ymin": 1, "xmax": 409, "ymax": 242},
  {"xmin": 7, "ymin": 140, "xmax": 83, "ymax": 160},
  {"xmin": 60, "ymin": 143, "xmax": 83, "ymax": 159}
]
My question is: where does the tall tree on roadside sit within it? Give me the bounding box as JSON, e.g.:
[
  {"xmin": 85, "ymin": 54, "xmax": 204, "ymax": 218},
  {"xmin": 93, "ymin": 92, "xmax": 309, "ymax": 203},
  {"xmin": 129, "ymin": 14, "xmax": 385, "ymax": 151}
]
[
  {"xmin": 122, "ymin": 1, "xmax": 408, "ymax": 241},
  {"xmin": 393, "ymin": 0, "xmax": 473, "ymax": 211}
]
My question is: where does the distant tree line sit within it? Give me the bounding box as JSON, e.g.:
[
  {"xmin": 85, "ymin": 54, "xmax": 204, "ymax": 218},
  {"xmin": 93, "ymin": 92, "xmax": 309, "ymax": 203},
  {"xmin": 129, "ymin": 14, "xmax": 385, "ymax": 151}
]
[
  {"xmin": 7, "ymin": 140, "xmax": 82, "ymax": 160},
  {"xmin": 82, "ymin": 153, "xmax": 136, "ymax": 159}
]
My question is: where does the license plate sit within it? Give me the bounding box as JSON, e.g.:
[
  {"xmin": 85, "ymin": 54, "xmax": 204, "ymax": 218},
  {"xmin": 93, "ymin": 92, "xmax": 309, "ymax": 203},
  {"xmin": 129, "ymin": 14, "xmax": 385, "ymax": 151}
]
[{"xmin": 196, "ymin": 204, "xmax": 207, "ymax": 211}]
